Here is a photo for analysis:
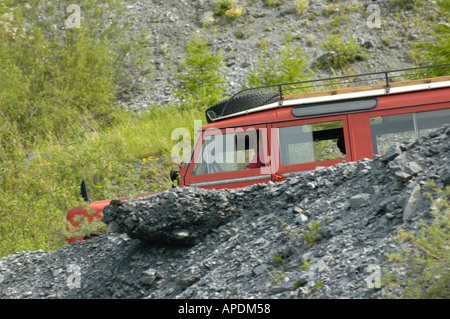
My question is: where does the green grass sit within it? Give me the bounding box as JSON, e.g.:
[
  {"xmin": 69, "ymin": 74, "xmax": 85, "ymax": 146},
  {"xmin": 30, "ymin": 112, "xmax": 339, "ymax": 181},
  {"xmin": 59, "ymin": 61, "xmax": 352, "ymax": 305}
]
[
  {"xmin": 0, "ymin": 0, "xmax": 208, "ymax": 257},
  {"xmin": 0, "ymin": 106, "xmax": 206, "ymax": 257},
  {"xmin": 319, "ymin": 34, "xmax": 368, "ymax": 69}
]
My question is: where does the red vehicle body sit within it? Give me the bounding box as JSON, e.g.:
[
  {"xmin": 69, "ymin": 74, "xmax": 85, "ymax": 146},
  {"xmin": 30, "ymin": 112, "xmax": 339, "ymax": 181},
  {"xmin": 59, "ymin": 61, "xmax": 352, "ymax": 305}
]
[{"xmin": 66, "ymin": 65, "xmax": 450, "ymax": 243}]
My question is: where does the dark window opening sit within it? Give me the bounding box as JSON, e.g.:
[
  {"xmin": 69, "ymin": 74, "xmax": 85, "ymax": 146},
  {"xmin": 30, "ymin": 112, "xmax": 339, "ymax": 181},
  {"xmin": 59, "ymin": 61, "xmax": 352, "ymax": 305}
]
[{"xmin": 279, "ymin": 120, "xmax": 346, "ymax": 166}]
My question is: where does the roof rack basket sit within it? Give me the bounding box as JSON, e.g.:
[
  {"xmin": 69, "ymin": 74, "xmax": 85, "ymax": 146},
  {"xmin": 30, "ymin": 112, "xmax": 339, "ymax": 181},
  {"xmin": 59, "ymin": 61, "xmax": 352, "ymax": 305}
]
[{"xmin": 215, "ymin": 63, "xmax": 450, "ymax": 120}]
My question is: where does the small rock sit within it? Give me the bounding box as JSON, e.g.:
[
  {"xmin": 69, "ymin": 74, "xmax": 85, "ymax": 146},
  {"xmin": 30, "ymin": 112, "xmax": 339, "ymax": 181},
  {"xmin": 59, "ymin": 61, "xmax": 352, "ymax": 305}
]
[
  {"xmin": 140, "ymin": 276, "xmax": 156, "ymax": 286},
  {"xmin": 381, "ymin": 143, "xmax": 402, "ymax": 163},
  {"xmin": 270, "ymin": 282, "xmax": 292, "ymax": 294},
  {"xmin": 295, "ymin": 213, "xmax": 309, "ymax": 224},
  {"xmin": 349, "ymin": 193, "xmax": 371, "ymax": 209},
  {"xmin": 253, "ymin": 265, "xmax": 266, "ymax": 276}
]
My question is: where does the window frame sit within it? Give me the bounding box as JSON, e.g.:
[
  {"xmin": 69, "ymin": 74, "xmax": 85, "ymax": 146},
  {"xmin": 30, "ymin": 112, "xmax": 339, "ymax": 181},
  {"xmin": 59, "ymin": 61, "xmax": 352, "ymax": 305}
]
[
  {"xmin": 369, "ymin": 107, "xmax": 450, "ymax": 155},
  {"xmin": 271, "ymin": 115, "xmax": 351, "ymax": 177},
  {"xmin": 184, "ymin": 124, "xmax": 273, "ymax": 188}
]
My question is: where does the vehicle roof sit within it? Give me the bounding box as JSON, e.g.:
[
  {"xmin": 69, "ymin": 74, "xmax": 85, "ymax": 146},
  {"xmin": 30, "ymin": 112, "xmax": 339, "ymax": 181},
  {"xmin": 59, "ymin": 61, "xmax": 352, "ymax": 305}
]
[{"xmin": 204, "ymin": 73, "xmax": 450, "ymax": 130}]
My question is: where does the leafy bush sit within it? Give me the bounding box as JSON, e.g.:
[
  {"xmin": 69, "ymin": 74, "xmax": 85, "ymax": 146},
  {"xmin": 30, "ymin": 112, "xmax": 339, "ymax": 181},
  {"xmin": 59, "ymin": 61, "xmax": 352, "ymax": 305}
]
[
  {"xmin": 385, "ymin": 185, "xmax": 449, "ymax": 298},
  {"xmin": 175, "ymin": 33, "xmax": 227, "ymax": 109},
  {"xmin": 214, "ymin": 0, "xmax": 237, "ymax": 16},
  {"xmin": 319, "ymin": 35, "xmax": 368, "ymax": 69},
  {"xmin": 264, "ymin": 0, "xmax": 283, "ymax": 8},
  {"xmin": 392, "ymin": 0, "xmax": 423, "ymax": 10},
  {"xmin": 245, "ymin": 40, "xmax": 313, "ymax": 89},
  {"xmin": 0, "ymin": 0, "xmax": 152, "ymax": 147},
  {"xmin": 413, "ymin": 0, "xmax": 449, "ymax": 72},
  {"xmin": 295, "ymin": 0, "xmax": 309, "ymax": 15},
  {"xmin": 303, "ymin": 219, "xmax": 321, "ymax": 244}
]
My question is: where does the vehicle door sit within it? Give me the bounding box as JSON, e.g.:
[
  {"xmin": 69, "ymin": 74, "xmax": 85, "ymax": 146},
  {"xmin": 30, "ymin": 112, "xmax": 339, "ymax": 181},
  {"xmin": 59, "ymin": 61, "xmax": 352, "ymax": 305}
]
[
  {"xmin": 183, "ymin": 124, "xmax": 274, "ymax": 189},
  {"xmin": 271, "ymin": 115, "xmax": 351, "ymax": 180}
]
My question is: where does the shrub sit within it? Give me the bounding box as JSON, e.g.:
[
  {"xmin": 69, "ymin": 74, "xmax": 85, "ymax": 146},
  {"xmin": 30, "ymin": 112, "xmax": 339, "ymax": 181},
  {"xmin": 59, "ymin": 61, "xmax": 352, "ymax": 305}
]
[
  {"xmin": 214, "ymin": 0, "xmax": 237, "ymax": 16},
  {"xmin": 245, "ymin": 40, "xmax": 313, "ymax": 89},
  {"xmin": 175, "ymin": 33, "xmax": 227, "ymax": 109},
  {"xmin": 264, "ymin": 0, "xmax": 283, "ymax": 8},
  {"xmin": 412, "ymin": 0, "xmax": 449, "ymax": 73},
  {"xmin": 384, "ymin": 185, "xmax": 449, "ymax": 298},
  {"xmin": 0, "ymin": 0, "xmax": 151, "ymax": 146},
  {"xmin": 319, "ymin": 35, "xmax": 368, "ymax": 69},
  {"xmin": 392, "ymin": 0, "xmax": 423, "ymax": 10},
  {"xmin": 225, "ymin": 6, "xmax": 244, "ymax": 21},
  {"xmin": 303, "ymin": 219, "xmax": 321, "ymax": 244},
  {"xmin": 295, "ymin": 0, "xmax": 309, "ymax": 15}
]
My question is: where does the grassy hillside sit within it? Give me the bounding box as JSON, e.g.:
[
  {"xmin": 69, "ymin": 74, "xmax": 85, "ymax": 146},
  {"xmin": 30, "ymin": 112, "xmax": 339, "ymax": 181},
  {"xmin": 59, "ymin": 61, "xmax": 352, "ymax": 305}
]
[
  {"xmin": 0, "ymin": 0, "xmax": 204, "ymax": 256},
  {"xmin": 0, "ymin": 0, "xmax": 448, "ymax": 257},
  {"xmin": 0, "ymin": 106, "xmax": 205, "ymax": 256}
]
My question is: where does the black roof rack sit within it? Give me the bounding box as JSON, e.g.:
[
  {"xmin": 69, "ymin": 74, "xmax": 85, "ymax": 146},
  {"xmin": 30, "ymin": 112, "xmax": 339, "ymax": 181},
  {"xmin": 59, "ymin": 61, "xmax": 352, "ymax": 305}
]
[{"xmin": 217, "ymin": 63, "xmax": 450, "ymax": 120}]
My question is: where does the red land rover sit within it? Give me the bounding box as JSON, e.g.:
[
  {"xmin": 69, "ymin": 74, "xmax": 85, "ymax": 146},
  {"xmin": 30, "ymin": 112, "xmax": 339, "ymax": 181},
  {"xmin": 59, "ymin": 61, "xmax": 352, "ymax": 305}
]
[{"xmin": 66, "ymin": 64, "xmax": 450, "ymax": 243}]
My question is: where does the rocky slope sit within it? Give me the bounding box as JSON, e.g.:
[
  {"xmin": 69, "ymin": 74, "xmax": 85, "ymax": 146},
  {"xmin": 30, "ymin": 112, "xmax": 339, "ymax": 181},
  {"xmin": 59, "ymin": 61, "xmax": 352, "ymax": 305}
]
[
  {"xmin": 0, "ymin": 126, "xmax": 448, "ymax": 299},
  {"xmin": 120, "ymin": 0, "xmax": 440, "ymax": 111}
]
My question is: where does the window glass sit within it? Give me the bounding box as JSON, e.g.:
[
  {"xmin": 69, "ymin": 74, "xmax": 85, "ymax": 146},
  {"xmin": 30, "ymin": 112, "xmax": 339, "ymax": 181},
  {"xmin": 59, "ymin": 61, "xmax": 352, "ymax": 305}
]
[
  {"xmin": 192, "ymin": 129, "xmax": 264, "ymax": 176},
  {"xmin": 370, "ymin": 108, "xmax": 450, "ymax": 154},
  {"xmin": 370, "ymin": 113, "xmax": 416, "ymax": 154},
  {"xmin": 279, "ymin": 120, "xmax": 346, "ymax": 166},
  {"xmin": 417, "ymin": 108, "xmax": 450, "ymax": 136}
]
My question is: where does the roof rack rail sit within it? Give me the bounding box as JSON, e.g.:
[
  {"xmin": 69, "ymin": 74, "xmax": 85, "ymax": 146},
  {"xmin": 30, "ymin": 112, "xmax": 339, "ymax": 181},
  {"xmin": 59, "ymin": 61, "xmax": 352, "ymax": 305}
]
[{"xmin": 216, "ymin": 63, "xmax": 450, "ymax": 120}]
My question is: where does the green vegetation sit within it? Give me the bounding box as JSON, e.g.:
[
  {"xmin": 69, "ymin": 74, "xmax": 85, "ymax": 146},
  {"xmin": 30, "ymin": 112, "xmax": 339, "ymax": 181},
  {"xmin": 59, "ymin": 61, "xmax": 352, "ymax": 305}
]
[
  {"xmin": 272, "ymin": 253, "xmax": 287, "ymax": 265},
  {"xmin": 263, "ymin": 0, "xmax": 283, "ymax": 9},
  {"xmin": 392, "ymin": 0, "xmax": 423, "ymax": 10},
  {"xmin": 214, "ymin": 0, "xmax": 237, "ymax": 16},
  {"xmin": 384, "ymin": 184, "xmax": 449, "ymax": 299},
  {"xmin": 0, "ymin": 1, "xmax": 204, "ymax": 257},
  {"xmin": 300, "ymin": 258, "xmax": 314, "ymax": 271},
  {"xmin": 271, "ymin": 268, "xmax": 286, "ymax": 283},
  {"xmin": 294, "ymin": 0, "xmax": 309, "ymax": 15},
  {"xmin": 0, "ymin": 105, "xmax": 205, "ymax": 257},
  {"xmin": 413, "ymin": 0, "xmax": 450, "ymax": 71},
  {"xmin": 245, "ymin": 39, "xmax": 313, "ymax": 89},
  {"xmin": 302, "ymin": 219, "xmax": 321, "ymax": 244},
  {"xmin": 319, "ymin": 34, "xmax": 368, "ymax": 69},
  {"xmin": 175, "ymin": 33, "xmax": 227, "ymax": 109}
]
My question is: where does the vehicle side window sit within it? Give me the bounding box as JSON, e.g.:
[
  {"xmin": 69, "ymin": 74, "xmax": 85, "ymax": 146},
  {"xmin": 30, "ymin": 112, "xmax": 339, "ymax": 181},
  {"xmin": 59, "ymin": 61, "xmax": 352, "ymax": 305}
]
[
  {"xmin": 279, "ymin": 120, "xmax": 346, "ymax": 166},
  {"xmin": 192, "ymin": 129, "xmax": 264, "ymax": 175},
  {"xmin": 370, "ymin": 108, "xmax": 450, "ymax": 154}
]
